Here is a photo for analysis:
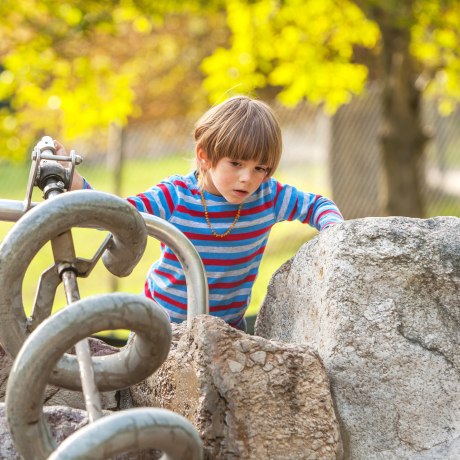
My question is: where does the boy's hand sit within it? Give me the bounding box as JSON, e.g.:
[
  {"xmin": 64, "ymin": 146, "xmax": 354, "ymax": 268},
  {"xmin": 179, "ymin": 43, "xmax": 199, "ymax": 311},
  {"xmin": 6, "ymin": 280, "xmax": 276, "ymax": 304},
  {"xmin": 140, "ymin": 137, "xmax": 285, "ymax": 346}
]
[
  {"xmin": 53, "ymin": 140, "xmax": 67, "ymax": 157},
  {"xmin": 52, "ymin": 140, "xmax": 85, "ymax": 191}
]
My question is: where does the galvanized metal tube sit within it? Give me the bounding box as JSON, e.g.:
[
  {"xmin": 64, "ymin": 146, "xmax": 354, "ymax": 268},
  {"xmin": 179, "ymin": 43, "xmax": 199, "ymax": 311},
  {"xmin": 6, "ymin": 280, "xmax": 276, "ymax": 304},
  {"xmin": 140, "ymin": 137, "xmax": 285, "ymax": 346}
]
[
  {"xmin": 142, "ymin": 213, "xmax": 209, "ymax": 321},
  {"xmin": 0, "ymin": 199, "xmax": 209, "ymax": 356},
  {"xmin": 0, "ymin": 198, "xmax": 36, "ymax": 222},
  {"xmin": 0, "ymin": 191, "xmax": 147, "ymax": 361},
  {"xmin": 61, "ymin": 270, "xmax": 102, "ymax": 423},
  {"xmin": 6, "ymin": 292, "xmax": 172, "ymax": 459},
  {"xmin": 48, "ymin": 408, "xmax": 203, "ymax": 460}
]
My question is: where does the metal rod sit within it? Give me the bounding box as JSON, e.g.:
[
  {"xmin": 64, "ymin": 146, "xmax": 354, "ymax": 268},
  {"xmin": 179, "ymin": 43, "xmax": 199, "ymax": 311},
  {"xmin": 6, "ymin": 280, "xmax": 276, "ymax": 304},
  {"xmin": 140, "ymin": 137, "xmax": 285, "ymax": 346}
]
[
  {"xmin": 61, "ymin": 270, "xmax": 103, "ymax": 422},
  {"xmin": 142, "ymin": 213, "xmax": 209, "ymax": 322},
  {"xmin": 0, "ymin": 198, "xmax": 36, "ymax": 222},
  {"xmin": 46, "ymin": 182, "xmax": 104, "ymax": 423},
  {"xmin": 35, "ymin": 153, "xmax": 83, "ymax": 163}
]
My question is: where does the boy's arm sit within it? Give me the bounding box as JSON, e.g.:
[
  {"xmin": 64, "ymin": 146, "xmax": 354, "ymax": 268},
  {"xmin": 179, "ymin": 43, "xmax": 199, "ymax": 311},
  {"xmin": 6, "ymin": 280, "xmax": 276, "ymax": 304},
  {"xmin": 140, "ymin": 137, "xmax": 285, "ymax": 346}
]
[
  {"xmin": 126, "ymin": 180, "xmax": 178, "ymax": 220},
  {"xmin": 272, "ymin": 180, "xmax": 344, "ymax": 231},
  {"xmin": 310, "ymin": 195, "xmax": 344, "ymax": 229}
]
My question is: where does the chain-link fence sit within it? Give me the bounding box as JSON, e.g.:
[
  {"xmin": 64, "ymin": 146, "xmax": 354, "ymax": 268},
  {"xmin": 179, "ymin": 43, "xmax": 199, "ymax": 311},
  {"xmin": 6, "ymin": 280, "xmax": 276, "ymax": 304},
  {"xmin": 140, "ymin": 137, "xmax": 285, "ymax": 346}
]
[
  {"xmin": 328, "ymin": 87, "xmax": 460, "ymax": 219},
  {"xmin": 62, "ymin": 89, "xmax": 460, "ymax": 221}
]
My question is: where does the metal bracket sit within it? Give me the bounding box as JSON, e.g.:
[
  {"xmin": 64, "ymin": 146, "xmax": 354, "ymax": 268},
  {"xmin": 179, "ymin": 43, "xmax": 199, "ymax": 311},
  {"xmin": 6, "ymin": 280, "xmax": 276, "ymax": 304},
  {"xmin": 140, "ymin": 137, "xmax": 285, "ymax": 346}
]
[{"xmin": 23, "ymin": 136, "xmax": 83, "ymax": 212}]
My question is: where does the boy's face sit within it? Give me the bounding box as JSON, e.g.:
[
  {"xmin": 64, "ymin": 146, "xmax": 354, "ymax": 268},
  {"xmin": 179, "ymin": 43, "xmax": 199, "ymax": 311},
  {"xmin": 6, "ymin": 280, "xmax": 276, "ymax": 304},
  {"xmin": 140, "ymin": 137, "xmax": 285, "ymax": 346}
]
[{"xmin": 199, "ymin": 152, "xmax": 269, "ymax": 204}]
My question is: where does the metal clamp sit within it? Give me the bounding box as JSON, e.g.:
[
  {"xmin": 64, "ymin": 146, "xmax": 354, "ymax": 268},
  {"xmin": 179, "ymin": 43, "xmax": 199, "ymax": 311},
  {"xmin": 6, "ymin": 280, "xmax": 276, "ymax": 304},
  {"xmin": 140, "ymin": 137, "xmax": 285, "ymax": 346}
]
[{"xmin": 23, "ymin": 136, "xmax": 83, "ymax": 212}]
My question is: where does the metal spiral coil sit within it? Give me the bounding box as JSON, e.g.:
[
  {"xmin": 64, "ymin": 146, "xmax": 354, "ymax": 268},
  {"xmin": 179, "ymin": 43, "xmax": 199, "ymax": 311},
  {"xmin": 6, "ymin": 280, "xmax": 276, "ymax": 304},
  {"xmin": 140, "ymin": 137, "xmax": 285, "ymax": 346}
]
[{"xmin": 0, "ymin": 139, "xmax": 208, "ymax": 459}]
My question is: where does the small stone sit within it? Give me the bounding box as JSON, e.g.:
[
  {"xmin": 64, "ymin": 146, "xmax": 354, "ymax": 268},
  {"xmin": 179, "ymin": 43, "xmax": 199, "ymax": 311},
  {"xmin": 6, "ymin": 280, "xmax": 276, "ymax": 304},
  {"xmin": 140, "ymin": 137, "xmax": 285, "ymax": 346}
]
[
  {"xmin": 250, "ymin": 351, "xmax": 266, "ymax": 365},
  {"xmin": 228, "ymin": 360, "xmax": 244, "ymax": 373}
]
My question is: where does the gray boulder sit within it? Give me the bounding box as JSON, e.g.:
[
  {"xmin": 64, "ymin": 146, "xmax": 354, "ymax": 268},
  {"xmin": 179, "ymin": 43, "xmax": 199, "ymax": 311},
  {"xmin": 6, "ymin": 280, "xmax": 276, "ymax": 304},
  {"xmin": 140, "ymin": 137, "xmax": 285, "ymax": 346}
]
[
  {"xmin": 130, "ymin": 315, "xmax": 343, "ymax": 459},
  {"xmin": 256, "ymin": 216, "xmax": 460, "ymax": 459}
]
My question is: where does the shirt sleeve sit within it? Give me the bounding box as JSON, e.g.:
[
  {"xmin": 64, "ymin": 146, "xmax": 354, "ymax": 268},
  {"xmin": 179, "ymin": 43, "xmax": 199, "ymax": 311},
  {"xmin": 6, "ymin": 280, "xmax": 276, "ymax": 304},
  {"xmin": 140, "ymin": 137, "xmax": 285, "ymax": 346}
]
[
  {"xmin": 82, "ymin": 178, "xmax": 93, "ymax": 190},
  {"xmin": 126, "ymin": 179, "xmax": 179, "ymax": 221},
  {"xmin": 272, "ymin": 179, "xmax": 343, "ymax": 231}
]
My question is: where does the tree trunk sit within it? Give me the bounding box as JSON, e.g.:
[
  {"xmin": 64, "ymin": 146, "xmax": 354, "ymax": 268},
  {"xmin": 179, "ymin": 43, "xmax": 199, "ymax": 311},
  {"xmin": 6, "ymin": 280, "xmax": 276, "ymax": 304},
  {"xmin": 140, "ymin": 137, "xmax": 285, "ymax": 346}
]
[{"xmin": 378, "ymin": 18, "xmax": 428, "ymax": 217}]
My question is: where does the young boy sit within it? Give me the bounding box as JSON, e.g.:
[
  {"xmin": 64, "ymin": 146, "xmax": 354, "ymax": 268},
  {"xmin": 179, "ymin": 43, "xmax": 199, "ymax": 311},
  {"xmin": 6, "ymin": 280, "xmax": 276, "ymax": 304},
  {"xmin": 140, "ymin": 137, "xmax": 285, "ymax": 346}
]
[{"xmin": 57, "ymin": 95, "xmax": 343, "ymax": 331}]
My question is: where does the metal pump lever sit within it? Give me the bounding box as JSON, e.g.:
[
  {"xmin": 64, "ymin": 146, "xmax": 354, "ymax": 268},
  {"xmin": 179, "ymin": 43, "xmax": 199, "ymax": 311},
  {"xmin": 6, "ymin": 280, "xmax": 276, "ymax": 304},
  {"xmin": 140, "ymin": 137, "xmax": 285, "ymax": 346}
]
[{"xmin": 23, "ymin": 136, "xmax": 83, "ymax": 212}]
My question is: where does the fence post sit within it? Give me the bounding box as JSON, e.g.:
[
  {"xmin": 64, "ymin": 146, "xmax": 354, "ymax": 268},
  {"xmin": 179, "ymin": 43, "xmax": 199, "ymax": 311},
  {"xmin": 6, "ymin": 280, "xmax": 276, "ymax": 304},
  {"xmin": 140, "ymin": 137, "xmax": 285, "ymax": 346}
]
[{"xmin": 107, "ymin": 121, "xmax": 124, "ymax": 292}]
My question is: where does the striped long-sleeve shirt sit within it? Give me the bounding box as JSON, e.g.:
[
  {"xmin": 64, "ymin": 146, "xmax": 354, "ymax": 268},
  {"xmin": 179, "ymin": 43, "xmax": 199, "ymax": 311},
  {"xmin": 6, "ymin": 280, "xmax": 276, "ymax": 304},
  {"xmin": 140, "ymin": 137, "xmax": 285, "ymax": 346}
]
[{"xmin": 126, "ymin": 171, "xmax": 343, "ymax": 328}]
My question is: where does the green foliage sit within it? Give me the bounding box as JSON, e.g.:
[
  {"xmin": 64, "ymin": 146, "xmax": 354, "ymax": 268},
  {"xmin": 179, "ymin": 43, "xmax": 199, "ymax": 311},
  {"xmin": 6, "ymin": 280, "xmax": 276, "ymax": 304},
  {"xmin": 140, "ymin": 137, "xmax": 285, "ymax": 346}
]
[
  {"xmin": 2, "ymin": 0, "xmax": 460, "ymax": 163},
  {"xmin": 202, "ymin": 0, "xmax": 380, "ymax": 111},
  {"xmin": 0, "ymin": 1, "xmax": 150, "ymax": 159},
  {"xmin": 0, "ymin": 0, "xmax": 224, "ymax": 161},
  {"xmin": 202, "ymin": 0, "xmax": 460, "ymax": 116},
  {"xmin": 411, "ymin": 0, "xmax": 460, "ymax": 114}
]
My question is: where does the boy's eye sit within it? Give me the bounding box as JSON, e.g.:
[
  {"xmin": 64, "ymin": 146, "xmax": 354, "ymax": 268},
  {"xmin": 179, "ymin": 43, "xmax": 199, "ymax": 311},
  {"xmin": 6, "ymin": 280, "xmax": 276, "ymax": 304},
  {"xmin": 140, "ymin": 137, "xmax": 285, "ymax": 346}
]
[
  {"xmin": 256, "ymin": 166, "xmax": 269, "ymax": 174},
  {"xmin": 230, "ymin": 161, "xmax": 241, "ymax": 167}
]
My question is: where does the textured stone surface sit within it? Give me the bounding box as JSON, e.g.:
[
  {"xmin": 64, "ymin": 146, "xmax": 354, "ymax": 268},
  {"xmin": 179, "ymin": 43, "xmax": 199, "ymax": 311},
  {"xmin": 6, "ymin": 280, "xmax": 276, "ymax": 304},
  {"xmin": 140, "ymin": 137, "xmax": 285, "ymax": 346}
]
[
  {"xmin": 130, "ymin": 315, "xmax": 342, "ymax": 460},
  {"xmin": 0, "ymin": 403, "xmax": 87, "ymax": 459},
  {"xmin": 1, "ymin": 338, "xmax": 120, "ymax": 410},
  {"xmin": 256, "ymin": 216, "xmax": 460, "ymax": 459}
]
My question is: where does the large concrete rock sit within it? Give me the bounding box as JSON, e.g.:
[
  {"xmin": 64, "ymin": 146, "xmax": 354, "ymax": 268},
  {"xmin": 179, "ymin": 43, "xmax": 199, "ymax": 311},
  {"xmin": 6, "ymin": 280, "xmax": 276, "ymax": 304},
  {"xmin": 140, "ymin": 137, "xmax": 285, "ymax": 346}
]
[
  {"xmin": 256, "ymin": 216, "xmax": 460, "ymax": 459},
  {"xmin": 130, "ymin": 315, "xmax": 342, "ymax": 459}
]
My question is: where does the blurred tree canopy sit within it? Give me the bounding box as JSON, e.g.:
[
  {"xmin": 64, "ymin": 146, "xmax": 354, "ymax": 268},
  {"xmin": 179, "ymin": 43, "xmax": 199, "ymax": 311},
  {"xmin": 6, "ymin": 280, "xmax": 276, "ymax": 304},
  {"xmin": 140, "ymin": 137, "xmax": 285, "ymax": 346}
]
[
  {"xmin": 203, "ymin": 0, "xmax": 379, "ymax": 111},
  {"xmin": 203, "ymin": 0, "xmax": 460, "ymax": 113},
  {"xmin": 1, "ymin": 0, "xmax": 459, "ymax": 216},
  {"xmin": 202, "ymin": 0, "xmax": 460, "ymax": 216},
  {"xmin": 0, "ymin": 0, "xmax": 225, "ymax": 159}
]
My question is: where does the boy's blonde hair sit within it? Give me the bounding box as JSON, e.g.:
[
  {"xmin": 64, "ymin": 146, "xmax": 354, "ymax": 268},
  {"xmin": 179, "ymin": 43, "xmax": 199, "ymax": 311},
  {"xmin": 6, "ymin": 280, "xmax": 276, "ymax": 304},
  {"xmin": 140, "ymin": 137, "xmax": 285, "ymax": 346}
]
[{"xmin": 194, "ymin": 96, "xmax": 282, "ymax": 177}]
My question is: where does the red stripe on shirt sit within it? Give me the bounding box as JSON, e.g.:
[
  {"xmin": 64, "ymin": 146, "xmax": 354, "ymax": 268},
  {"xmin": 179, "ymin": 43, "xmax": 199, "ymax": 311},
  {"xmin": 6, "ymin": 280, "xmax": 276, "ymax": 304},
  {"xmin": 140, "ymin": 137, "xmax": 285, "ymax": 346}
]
[
  {"xmin": 209, "ymin": 300, "xmax": 247, "ymax": 312},
  {"xmin": 163, "ymin": 251, "xmax": 180, "ymax": 263},
  {"xmin": 136, "ymin": 193, "xmax": 154, "ymax": 214},
  {"xmin": 287, "ymin": 199, "xmax": 298, "ymax": 221},
  {"xmin": 209, "ymin": 274, "xmax": 257, "ymax": 289},
  {"xmin": 275, "ymin": 181, "xmax": 283, "ymax": 202},
  {"xmin": 157, "ymin": 183, "xmax": 174, "ymax": 214},
  {"xmin": 316, "ymin": 209, "xmax": 342, "ymax": 222},
  {"xmin": 202, "ymin": 247, "xmax": 265, "ymax": 266},
  {"xmin": 184, "ymin": 225, "xmax": 271, "ymax": 242},
  {"xmin": 154, "ymin": 290, "xmax": 187, "ymax": 310},
  {"xmin": 177, "ymin": 201, "xmax": 273, "ymax": 218},
  {"xmin": 229, "ymin": 312, "xmax": 246, "ymax": 327},
  {"xmin": 303, "ymin": 194, "xmax": 320, "ymax": 224},
  {"xmin": 172, "ymin": 179, "xmax": 188, "ymax": 189},
  {"xmin": 127, "ymin": 197, "xmax": 137, "ymax": 209},
  {"xmin": 144, "ymin": 282, "xmax": 153, "ymax": 299},
  {"xmin": 154, "ymin": 268, "xmax": 186, "ymax": 285}
]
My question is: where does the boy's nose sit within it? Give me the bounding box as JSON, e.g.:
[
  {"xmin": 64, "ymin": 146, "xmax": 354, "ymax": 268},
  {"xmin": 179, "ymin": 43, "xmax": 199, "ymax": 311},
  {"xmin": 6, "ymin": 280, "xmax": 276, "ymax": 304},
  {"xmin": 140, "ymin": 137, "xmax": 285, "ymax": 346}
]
[{"xmin": 239, "ymin": 168, "xmax": 252, "ymax": 182}]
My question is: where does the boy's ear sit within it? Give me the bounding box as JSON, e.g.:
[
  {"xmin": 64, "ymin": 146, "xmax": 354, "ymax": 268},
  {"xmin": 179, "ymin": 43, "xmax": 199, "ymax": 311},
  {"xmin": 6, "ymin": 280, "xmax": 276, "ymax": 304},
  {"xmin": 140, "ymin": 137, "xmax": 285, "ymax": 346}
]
[{"xmin": 196, "ymin": 146, "xmax": 210, "ymax": 168}]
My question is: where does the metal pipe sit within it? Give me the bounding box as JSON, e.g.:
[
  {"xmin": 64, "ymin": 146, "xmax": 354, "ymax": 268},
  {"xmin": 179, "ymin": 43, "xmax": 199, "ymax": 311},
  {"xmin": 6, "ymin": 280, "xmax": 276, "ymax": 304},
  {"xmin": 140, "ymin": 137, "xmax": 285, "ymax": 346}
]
[
  {"xmin": 5, "ymin": 292, "xmax": 173, "ymax": 459},
  {"xmin": 2, "ymin": 145, "xmax": 205, "ymax": 459},
  {"xmin": 0, "ymin": 198, "xmax": 209, "ymax": 324},
  {"xmin": 62, "ymin": 270, "xmax": 102, "ymax": 423},
  {"xmin": 142, "ymin": 212, "xmax": 209, "ymax": 321},
  {"xmin": 0, "ymin": 198, "xmax": 36, "ymax": 222},
  {"xmin": 0, "ymin": 191, "xmax": 148, "ymax": 362},
  {"xmin": 48, "ymin": 408, "xmax": 203, "ymax": 460}
]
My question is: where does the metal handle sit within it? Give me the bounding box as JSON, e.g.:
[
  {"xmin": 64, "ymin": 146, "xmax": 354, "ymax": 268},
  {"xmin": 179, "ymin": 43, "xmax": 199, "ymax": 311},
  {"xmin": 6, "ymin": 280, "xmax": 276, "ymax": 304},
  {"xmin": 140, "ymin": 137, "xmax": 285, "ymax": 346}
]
[{"xmin": 0, "ymin": 138, "xmax": 205, "ymax": 459}]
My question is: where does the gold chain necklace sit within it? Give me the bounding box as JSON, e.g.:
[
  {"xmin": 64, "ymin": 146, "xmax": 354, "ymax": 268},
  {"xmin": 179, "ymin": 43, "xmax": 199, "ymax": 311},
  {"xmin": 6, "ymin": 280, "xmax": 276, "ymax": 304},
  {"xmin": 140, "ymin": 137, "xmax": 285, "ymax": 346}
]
[{"xmin": 200, "ymin": 189, "xmax": 243, "ymax": 238}]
